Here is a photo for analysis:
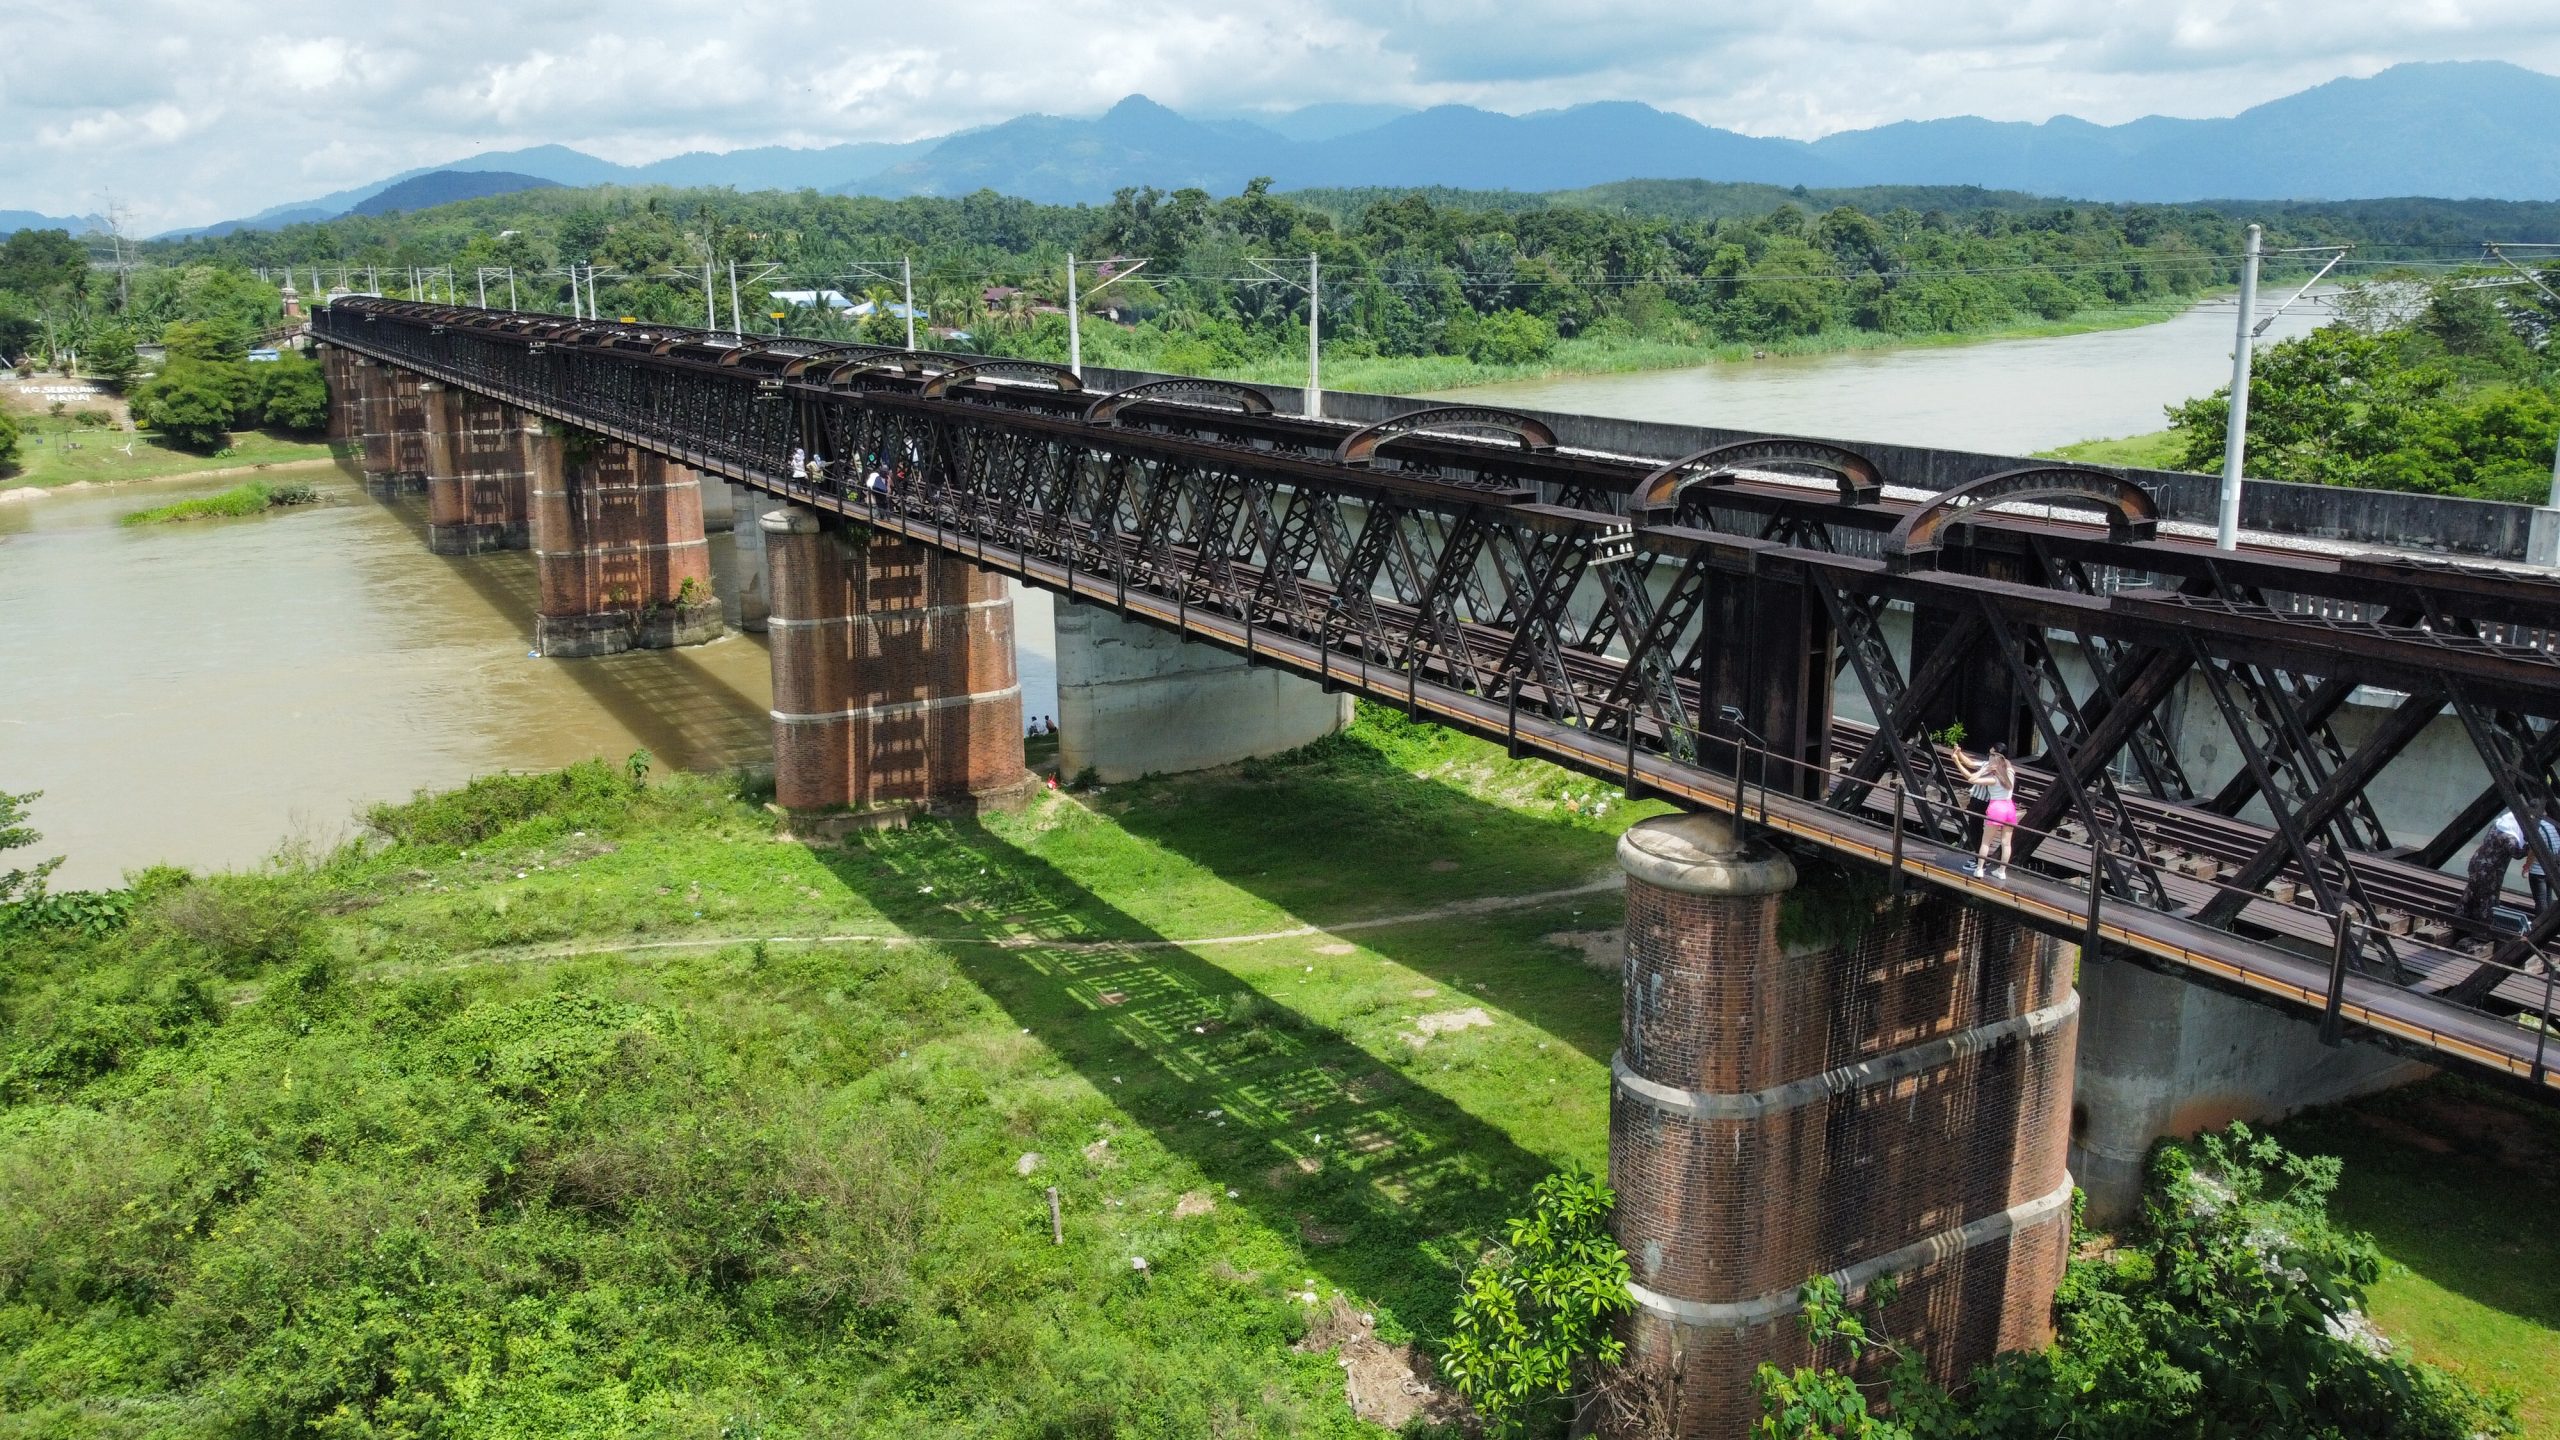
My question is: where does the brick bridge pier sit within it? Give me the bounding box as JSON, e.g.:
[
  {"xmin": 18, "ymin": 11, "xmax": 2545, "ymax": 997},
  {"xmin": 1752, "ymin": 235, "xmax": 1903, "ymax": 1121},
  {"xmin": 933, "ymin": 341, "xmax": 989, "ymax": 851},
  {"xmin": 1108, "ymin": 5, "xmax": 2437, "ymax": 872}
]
[{"xmin": 1605, "ymin": 813, "xmax": 2077, "ymax": 1436}]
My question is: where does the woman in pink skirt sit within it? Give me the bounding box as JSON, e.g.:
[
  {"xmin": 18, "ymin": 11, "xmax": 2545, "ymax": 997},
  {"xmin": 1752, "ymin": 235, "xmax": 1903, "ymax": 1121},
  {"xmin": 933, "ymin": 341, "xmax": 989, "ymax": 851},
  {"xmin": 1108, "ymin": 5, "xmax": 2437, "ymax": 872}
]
[{"xmin": 1955, "ymin": 743, "xmax": 2018, "ymax": 880}]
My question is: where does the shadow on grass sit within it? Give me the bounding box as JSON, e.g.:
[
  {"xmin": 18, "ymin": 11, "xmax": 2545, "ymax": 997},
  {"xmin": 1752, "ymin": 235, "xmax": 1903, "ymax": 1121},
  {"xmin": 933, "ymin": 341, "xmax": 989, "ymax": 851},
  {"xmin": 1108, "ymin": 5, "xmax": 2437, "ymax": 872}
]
[
  {"xmin": 808, "ymin": 814, "xmax": 1571, "ymax": 1338},
  {"xmin": 1080, "ymin": 721, "xmax": 1633, "ymax": 1062},
  {"xmin": 2278, "ymin": 1076, "xmax": 2560, "ymax": 1334}
]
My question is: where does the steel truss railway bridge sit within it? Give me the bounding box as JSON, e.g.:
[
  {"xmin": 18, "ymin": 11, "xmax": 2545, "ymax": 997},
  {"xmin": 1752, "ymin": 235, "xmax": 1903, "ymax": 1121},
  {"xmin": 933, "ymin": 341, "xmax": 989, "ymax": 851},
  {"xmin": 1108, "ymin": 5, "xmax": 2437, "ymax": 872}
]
[{"xmin": 316, "ymin": 298, "xmax": 2560, "ymax": 1099}]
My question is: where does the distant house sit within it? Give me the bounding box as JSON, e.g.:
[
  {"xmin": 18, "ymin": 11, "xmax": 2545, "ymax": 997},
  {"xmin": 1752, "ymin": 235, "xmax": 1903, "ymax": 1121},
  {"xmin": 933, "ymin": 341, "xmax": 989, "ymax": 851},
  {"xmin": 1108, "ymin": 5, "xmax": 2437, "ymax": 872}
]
[
  {"xmin": 246, "ymin": 349, "xmax": 281, "ymax": 363},
  {"xmin": 981, "ymin": 285, "xmax": 1021, "ymax": 306},
  {"xmin": 770, "ymin": 288, "xmax": 857, "ymax": 311},
  {"xmin": 849, "ymin": 299, "xmax": 928, "ymax": 322}
]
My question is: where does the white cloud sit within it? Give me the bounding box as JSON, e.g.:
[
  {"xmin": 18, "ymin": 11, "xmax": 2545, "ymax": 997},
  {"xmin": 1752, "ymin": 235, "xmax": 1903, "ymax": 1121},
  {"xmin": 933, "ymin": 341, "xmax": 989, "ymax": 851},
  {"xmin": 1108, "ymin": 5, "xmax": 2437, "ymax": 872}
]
[{"xmin": 0, "ymin": 0, "xmax": 2552, "ymax": 230}]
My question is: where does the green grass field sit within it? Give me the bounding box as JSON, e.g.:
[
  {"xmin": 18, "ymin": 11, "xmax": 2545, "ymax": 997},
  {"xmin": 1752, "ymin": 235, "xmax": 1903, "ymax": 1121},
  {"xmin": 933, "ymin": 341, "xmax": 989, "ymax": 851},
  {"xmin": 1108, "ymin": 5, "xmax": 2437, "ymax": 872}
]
[
  {"xmin": 0, "ymin": 411, "xmax": 333, "ymax": 490},
  {"xmin": 2278, "ymin": 1079, "xmax": 2560, "ymax": 1438},
  {"xmin": 0, "ymin": 710, "xmax": 1654, "ymax": 1437},
  {"xmin": 1, "ymin": 704, "xmax": 2546, "ymax": 1436}
]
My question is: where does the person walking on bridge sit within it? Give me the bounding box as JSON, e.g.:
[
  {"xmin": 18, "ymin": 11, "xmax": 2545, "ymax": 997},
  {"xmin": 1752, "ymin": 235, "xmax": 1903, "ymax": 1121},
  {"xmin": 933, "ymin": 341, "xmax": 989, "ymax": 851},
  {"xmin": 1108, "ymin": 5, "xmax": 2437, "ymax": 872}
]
[{"xmin": 1954, "ymin": 743, "xmax": 2018, "ymax": 881}]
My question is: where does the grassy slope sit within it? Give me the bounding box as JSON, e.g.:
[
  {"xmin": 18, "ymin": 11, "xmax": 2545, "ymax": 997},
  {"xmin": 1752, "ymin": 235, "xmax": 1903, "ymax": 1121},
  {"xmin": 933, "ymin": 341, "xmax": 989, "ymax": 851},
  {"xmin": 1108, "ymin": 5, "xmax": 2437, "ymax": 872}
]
[
  {"xmin": 0, "ymin": 711, "xmax": 1653, "ymax": 1438},
  {"xmin": 2278, "ymin": 1080, "xmax": 2560, "ymax": 1439},
  {"xmin": 2037, "ymin": 428, "xmax": 2190, "ymax": 470},
  {"xmin": 0, "ymin": 412, "xmax": 331, "ymax": 490}
]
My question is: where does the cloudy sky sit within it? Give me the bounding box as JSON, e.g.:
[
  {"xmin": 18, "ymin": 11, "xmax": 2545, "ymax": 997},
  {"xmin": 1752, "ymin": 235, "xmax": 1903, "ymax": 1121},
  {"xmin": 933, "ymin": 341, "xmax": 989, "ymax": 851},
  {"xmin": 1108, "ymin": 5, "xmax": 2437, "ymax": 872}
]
[{"xmin": 6, "ymin": 0, "xmax": 2558, "ymax": 230}]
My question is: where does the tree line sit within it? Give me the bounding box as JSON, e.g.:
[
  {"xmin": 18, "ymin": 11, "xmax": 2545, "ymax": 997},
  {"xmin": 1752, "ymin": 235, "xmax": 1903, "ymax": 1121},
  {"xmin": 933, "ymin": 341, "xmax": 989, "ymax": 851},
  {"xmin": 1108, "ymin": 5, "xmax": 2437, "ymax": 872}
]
[
  {"xmin": 0, "ymin": 226, "xmax": 322, "ymax": 460},
  {"xmin": 143, "ymin": 179, "xmax": 2309, "ymax": 373}
]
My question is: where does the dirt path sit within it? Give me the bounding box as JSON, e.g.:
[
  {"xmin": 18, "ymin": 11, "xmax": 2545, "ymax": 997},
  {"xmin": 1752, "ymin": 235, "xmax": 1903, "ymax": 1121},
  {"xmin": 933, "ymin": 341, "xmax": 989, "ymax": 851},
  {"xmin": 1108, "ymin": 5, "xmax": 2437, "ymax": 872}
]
[{"xmin": 411, "ymin": 874, "xmax": 1624, "ymax": 975}]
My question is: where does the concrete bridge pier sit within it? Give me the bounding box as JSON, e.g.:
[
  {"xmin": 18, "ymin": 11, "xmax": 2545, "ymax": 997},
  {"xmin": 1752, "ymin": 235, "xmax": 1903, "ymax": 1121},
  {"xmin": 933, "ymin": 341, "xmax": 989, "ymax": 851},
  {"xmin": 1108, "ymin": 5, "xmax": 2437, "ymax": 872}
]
[
  {"xmin": 2070, "ymin": 954, "xmax": 2429, "ymax": 1225},
  {"xmin": 1606, "ymin": 814, "xmax": 2077, "ymax": 1438},
  {"xmin": 529, "ymin": 434, "xmax": 722, "ymax": 658},
  {"xmin": 728, "ymin": 486, "xmax": 778, "ymax": 633},
  {"xmin": 762, "ymin": 505, "xmax": 1028, "ymax": 821},
  {"xmin": 1052, "ymin": 599, "xmax": 1352, "ymax": 782},
  {"xmin": 419, "ymin": 384, "xmax": 533, "ymax": 555}
]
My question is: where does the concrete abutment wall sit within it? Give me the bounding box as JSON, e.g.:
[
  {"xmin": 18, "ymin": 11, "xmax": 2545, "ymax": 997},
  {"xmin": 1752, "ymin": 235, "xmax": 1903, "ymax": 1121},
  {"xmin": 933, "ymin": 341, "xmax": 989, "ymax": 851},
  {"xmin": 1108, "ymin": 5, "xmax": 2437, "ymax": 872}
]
[
  {"xmin": 1053, "ymin": 599, "xmax": 1352, "ymax": 783},
  {"xmin": 2069, "ymin": 953, "xmax": 2429, "ymax": 1225}
]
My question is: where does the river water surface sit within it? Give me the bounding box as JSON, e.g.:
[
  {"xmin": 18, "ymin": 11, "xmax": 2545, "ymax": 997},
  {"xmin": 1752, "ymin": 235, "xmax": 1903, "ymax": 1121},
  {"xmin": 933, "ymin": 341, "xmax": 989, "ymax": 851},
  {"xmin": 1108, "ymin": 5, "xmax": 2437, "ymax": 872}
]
[
  {"xmin": 5, "ymin": 297, "xmax": 2310, "ymax": 885},
  {"xmin": 1429, "ymin": 295, "xmax": 2329, "ymax": 454}
]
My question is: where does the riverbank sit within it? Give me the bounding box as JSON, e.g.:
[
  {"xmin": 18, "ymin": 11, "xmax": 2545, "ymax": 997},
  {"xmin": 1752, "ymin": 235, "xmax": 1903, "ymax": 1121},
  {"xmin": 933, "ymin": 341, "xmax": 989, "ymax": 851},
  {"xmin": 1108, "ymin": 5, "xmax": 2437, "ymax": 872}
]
[
  {"xmin": 2039, "ymin": 427, "xmax": 2188, "ymax": 469},
  {"xmin": 1, "ymin": 704, "xmax": 2545, "ymax": 1434},
  {"xmin": 0, "ymin": 709, "xmax": 1645, "ymax": 1436},
  {"xmin": 0, "ymin": 414, "xmax": 334, "ymax": 496},
  {"xmin": 1210, "ymin": 296, "xmax": 2217, "ymax": 398}
]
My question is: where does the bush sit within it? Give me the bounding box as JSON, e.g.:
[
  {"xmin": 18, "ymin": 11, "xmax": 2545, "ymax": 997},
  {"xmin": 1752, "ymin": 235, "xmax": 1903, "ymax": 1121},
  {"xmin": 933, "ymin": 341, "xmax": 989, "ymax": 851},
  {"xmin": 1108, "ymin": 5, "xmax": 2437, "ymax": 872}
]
[
  {"xmin": 86, "ymin": 325, "xmax": 141, "ymax": 387},
  {"xmin": 129, "ymin": 358, "xmax": 253, "ymax": 450},
  {"xmin": 1464, "ymin": 309, "xmax": 1558, "ymax": 366},
  {"xmin": 253, "ymin": 351, "xmax": 328, "ymax": 432},
  {"xmin": 1443, "ymin": 1166, "xmax": 1633, "ymax": 1436},
  {"xmin": 0, "ymin": 408, "xmax": 18, "ymax": 469},
  {"xmin": 364, "ymin": 759, "xmax": 642, "ymax": 849},
  {"xmin": 1746, "ymin": 1123, "xmax": 2521, "ymax": 1439}
]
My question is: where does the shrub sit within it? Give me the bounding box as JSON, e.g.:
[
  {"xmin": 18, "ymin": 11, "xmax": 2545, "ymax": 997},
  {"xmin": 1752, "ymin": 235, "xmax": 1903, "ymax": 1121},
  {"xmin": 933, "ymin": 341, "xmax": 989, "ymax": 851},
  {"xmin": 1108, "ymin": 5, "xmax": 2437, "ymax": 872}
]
[
  {"xmin": 1748, "ymin": 1123, "xmax": 2522, "ymax": 1439},
  {"xmin": 1443, "ymin": 1166, "xmax": 1633, "ymax": 1436},
  {"xmin": 1465, "ymin": 309, "xmax": 1558, "ymax": 366},
  {"xmin": 129, "ymin": 357, "xmax": 253, "ymax": 450},
  {"xmin": 363, "ymin": 759, "xmax": 641, "ymax": 849}
]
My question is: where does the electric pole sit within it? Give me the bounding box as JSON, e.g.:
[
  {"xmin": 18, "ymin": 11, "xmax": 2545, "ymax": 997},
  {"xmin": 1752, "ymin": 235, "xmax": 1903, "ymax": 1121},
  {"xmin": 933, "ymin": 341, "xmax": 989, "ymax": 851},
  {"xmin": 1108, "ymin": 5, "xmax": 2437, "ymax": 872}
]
[
  {"xmin": 2215, "ymin": 224, "xmax": 2262, "ymax": 552},
  {"xmin": 1064, "ymin": 254, "xmax": 1150, "ymax": 379},
  {"xmin": 903, "ymin": 255, "xmax": 917, "ymax": 352},
  {"xmin": 1307, "ymin": 253, "xmax": 1322, "ymax": 419},
  {"xmin": 1066, "ymin": 254, "xmax": 1083, "ymax": 377}
]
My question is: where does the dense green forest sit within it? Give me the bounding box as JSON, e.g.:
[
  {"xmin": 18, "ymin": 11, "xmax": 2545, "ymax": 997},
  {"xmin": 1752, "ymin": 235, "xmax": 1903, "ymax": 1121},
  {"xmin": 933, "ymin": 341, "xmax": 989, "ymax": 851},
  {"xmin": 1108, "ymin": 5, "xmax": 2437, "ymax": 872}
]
[
  {"xmin": 145, "ymin": 180, "xmax": 2311, "ymax": 374},
  {"xmin": 14, "ymin": 176, "xmax": 2558, "ymax": 486}
]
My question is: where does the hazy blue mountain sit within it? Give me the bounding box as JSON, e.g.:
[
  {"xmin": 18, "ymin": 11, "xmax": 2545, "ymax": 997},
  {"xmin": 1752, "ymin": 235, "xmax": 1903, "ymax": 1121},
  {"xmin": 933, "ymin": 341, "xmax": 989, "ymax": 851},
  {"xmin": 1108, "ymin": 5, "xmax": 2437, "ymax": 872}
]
[
  {"xmin": 159, "ymin": 139, "xmax": 917, "ymax": 238},
  {"xmin": 849, "ymin": 63, "xmax": 2560, "ymax": 204},
  {"xmin": 1806, "ymin": 63, "xmax": 2560, "ymax": 200},
  {"xmin": 631, "ymin": 140, "xmax": 927, "ymax": 190},
  {"xmin": 1240, "ymin": 103, "xmax": 1419, "ymax": 142},
  {"xmin": 849, "ymin": 95, "xmax": 1282, "ymax": 202},
  {"xmin": 1278, "ymin": 100, "xmax": 1835, "ymax": 191},
  {"xmin": 157, "ymin": 60, "xmax": 2560, "ymax": 235},
  {"xmin": 347, "ymin": 170, "xmax": 564, "ymax": 216},
  {"xmin": 0, "ymin": 210, "xmax": 106, "ymax": 236}
]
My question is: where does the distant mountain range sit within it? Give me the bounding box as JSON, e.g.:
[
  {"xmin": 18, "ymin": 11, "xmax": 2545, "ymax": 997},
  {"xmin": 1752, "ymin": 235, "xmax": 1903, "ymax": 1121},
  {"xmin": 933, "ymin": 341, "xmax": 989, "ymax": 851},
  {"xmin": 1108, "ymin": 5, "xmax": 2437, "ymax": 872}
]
[
  {"xmin": 143, "ymin": 60, "xmax": 2560, "ymax": 238},
  {"xmin": 0, "ymin": 209, "xmax": 106, "ymax": 238}
]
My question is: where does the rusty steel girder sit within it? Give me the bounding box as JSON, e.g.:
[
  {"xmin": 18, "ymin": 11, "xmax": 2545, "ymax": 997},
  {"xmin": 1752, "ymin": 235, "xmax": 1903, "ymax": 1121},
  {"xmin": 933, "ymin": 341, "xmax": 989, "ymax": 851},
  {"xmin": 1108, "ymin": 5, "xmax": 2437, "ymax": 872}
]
[{"xmin": 316, "ymin": 297, "xmax": 2560, "ymax": 1095}]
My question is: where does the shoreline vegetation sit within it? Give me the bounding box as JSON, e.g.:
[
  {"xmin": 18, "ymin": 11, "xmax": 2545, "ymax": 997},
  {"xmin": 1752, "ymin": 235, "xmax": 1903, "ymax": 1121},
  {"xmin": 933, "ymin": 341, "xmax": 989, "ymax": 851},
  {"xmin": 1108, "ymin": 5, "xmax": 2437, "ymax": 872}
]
[
  {"xmin": 118, "ymin": 477, "xmax": 321, "ymax": 526},
  {"xmin": 0, "ymin": 412, "xmax": 336, "ymax": 495},
  {"xmin": 1217, "ymin": 294, "xmax": 2223, "ymax": 399}
]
